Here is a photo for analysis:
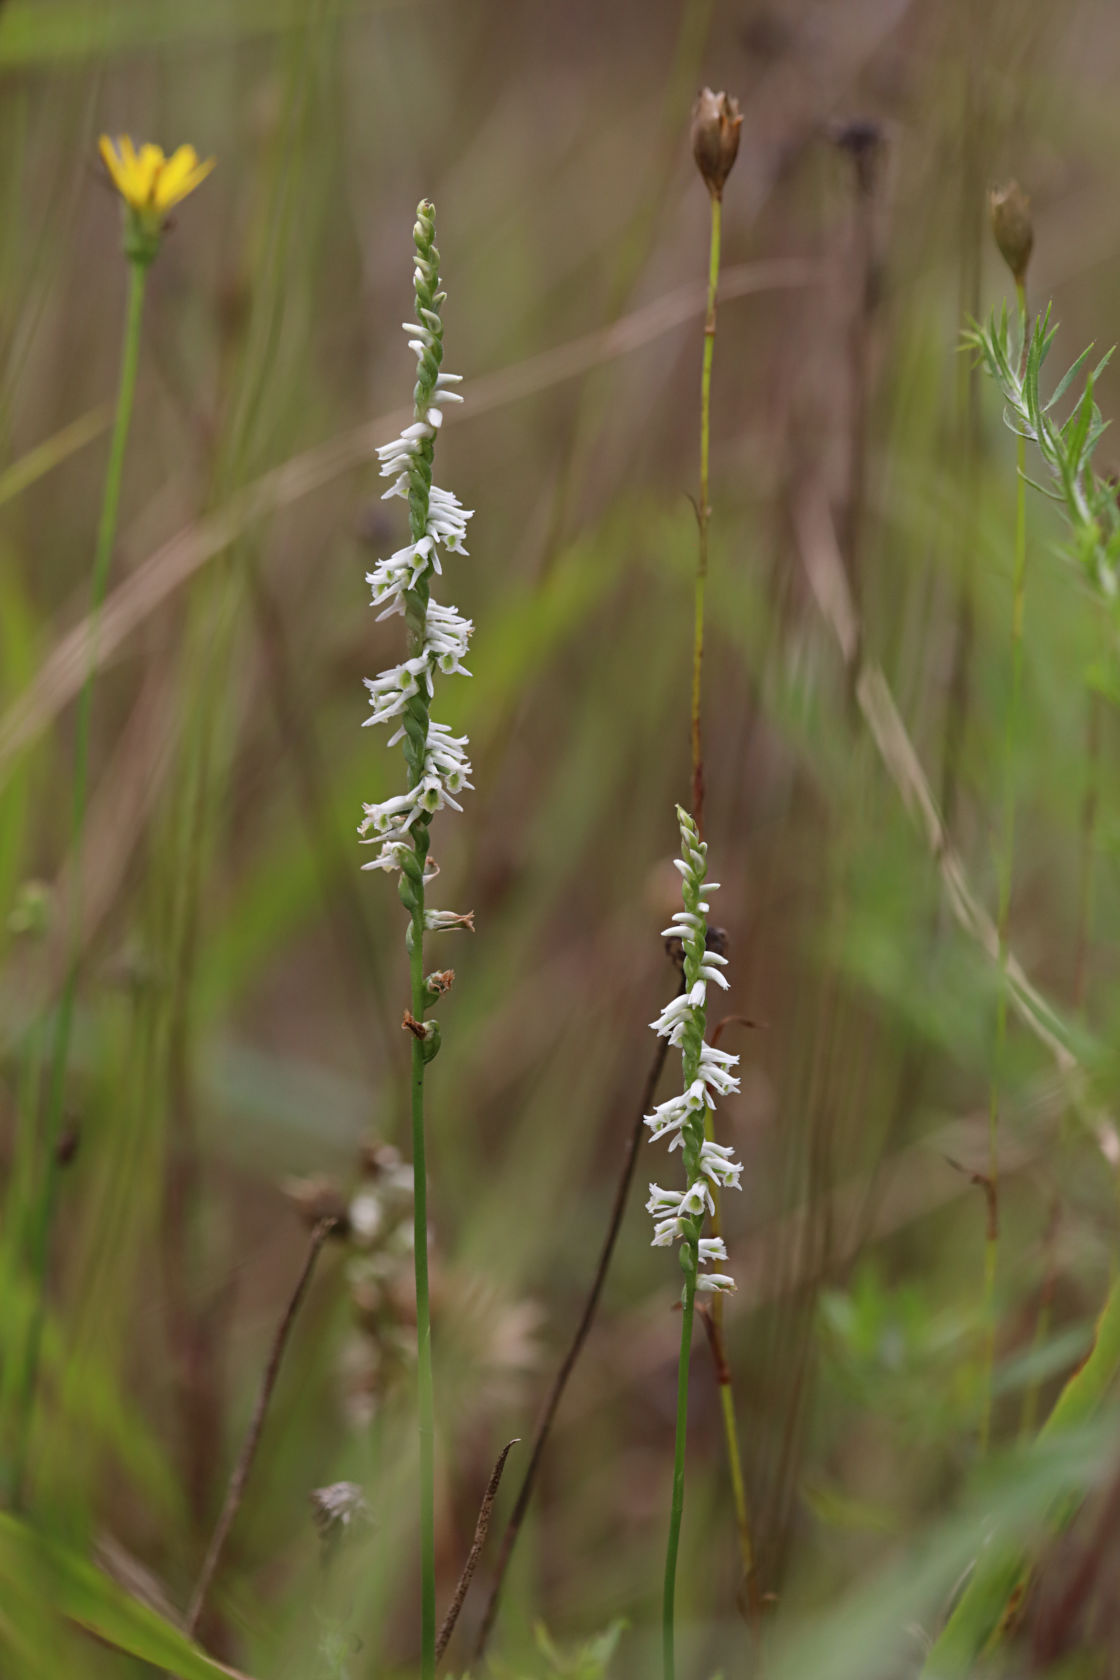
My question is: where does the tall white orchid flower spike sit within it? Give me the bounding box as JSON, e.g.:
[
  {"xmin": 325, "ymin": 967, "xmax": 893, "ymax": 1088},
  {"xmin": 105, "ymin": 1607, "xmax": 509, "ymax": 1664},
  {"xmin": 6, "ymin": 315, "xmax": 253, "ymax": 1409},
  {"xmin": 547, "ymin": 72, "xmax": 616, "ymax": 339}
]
[{"xmin": 644, "ymin": 806, "xmax": 743, "ymax": 1294}]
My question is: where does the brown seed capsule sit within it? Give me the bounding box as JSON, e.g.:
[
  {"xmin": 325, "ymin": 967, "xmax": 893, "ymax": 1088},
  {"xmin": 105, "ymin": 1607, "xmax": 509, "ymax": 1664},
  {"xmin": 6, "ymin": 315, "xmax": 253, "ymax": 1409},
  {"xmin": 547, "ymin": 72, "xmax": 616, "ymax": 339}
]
[
  {"xmin": 691, "ymin": 88, "xmax": 742, "ymax": 199},
  {"xmin": 283, "ymin": 1173, "xmax": 350, "ymax": 1232},
  {"xmin": 988, "ymin": 181, "xmax": 1034, "ymax": 285}
]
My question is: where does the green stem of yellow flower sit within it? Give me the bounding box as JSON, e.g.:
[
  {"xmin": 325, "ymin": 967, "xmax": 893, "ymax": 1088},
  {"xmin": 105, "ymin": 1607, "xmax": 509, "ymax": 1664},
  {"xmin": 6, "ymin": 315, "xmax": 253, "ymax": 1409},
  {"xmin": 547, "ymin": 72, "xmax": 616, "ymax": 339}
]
[
  {"xmin": 979, "ymin": 277, "xmax": 1029, "ymax": 1456},
  {"xmin": 8, "ymin": 255, "xmax": 148, "ymax": 1507}
]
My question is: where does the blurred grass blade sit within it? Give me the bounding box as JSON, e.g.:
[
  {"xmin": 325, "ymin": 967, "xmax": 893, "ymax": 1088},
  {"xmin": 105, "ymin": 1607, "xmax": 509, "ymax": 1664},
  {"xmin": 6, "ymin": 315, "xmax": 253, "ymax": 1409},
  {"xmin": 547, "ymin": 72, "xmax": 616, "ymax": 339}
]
[
  {"xmin": 0, "ymin": 0, "xmax": 399, "ymax": 63},
  {"xmin": 0, "ymin": 407, "xmax": 107, "ymax": 510},
  {"xmin": 0, "ymin": 1513, "xmax": 255, "ymax": 1678},
  {"xmin": 922, "ymin": 1278, "xmax": 1120, "ymax": 1675}
]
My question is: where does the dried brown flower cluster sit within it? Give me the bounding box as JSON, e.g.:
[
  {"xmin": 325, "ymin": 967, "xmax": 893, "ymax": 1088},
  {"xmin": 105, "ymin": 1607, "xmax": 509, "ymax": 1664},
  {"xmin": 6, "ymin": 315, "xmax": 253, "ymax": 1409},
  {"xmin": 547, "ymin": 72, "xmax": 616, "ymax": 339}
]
[{"xmin": 690, "ymin": 87, "xmax": 742, "ymax": 199}]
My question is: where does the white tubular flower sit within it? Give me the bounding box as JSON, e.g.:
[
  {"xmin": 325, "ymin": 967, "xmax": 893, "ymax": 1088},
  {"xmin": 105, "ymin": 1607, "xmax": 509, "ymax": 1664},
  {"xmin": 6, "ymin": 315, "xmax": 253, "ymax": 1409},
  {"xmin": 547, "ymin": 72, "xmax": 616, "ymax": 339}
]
[
  {"xmin": 699, "ymin": 1140, "xmax": 743, "ymax": 1191},
  {"xmin": 644, "ymin": 1092, "xmax": 696, "ymax": 1147},
  {"xmin": 652, "ymin": 1216, "xmax": 688, "ymax": 1247},
  {"xmin": 644, "ymin": 806, "xmax": 744, "ymax": 1291},
  {"xmin": 646, "ymin": 1185, "xmax": 685, "ymax": 1219},
  {"xmin": 359, "ymin": 790, "xmax": 423, "ymax": 835},
  {"xmin": 650, "ymin": 993, "xmax": 693, "ymax": 1040},
  {"xmin": 697, "ymin": 1041, "xmax": 740, "ymax": 1097},
  {"xmin": 360, "ymin": 836, "xmax": 413, "ymax": 874},
  {"xmin": 426, "ymin": 484, "xmax": 472, "ymax": 551},
  {"xmin": 424, "ymin": 723, "xmax": 473, "ymax": 791},
  {"xmin": 661, "ymin": 907, "xmax": 708, "ymax": 938},
  {"xmin": 697, "ymin": 951, "xmax": 730, "ymax": 989},
  {"xmin": 424, "ymin": 602, "xmax": 474, "ymax": 675},
  {"xmin": 359, "ymin": 199, "xmax": 477, "ymax": 901},
  {"xmin": 367, "ymin": 539, "xmax": 437, "ymax": 616},
  {"xmin": 680, "ymin": 1179, "xmax": 715, "ymax": 1218}
]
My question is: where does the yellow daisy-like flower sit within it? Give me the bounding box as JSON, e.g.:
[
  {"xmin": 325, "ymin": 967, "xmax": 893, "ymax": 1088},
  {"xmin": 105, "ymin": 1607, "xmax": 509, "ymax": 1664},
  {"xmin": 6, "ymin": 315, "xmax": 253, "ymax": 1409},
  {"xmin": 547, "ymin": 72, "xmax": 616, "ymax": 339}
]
[
  {"xmin": 99, "ymin": 135, "xmax": 213, "ymax": 263},
  {"xmin": 99, "ymin": 135, "xmax": 214, "ymax": 215}
]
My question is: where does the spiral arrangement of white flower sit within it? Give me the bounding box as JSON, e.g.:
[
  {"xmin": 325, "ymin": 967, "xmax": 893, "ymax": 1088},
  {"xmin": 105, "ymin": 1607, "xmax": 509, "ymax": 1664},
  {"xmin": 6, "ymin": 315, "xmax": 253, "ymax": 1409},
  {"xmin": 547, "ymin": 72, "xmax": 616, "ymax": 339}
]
[
  {"xmin": 645, "ymin": 806, "xmax": 742, "ymax": 1295},
  {"xmin": 359, "ymin": 199, "xmax": 475, "ymax": 901},
  {"xmin": 358, "ymin": 200, "xmax": 475, "ymax": 1680}
]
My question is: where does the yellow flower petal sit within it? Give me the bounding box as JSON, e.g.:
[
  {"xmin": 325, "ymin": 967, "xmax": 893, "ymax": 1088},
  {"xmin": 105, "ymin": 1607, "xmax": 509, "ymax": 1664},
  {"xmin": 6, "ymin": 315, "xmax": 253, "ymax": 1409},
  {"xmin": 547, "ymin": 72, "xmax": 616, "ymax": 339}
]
[
  {"xmin": 153, "ymin": 145, "xmax": 202, "ymax": 209},
  {"xmin": 163, "ymin": 155, "xmax": 215, "ymax": 209},
  {"xmin": 135, "ymin": 143, "xmax": 164, "ymax": 206},
  {"xmin": 98, "ymin": 135, "xmax": 128, "ymax": 198}
]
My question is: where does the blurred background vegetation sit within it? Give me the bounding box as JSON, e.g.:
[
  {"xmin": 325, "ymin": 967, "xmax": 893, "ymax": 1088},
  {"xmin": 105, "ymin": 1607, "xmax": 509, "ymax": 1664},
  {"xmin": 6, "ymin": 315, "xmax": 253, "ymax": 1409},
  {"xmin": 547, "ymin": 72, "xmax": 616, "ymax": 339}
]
[{"xmin": 5, "ymin": 0, "xmax": 1120, "ymax": 1674}]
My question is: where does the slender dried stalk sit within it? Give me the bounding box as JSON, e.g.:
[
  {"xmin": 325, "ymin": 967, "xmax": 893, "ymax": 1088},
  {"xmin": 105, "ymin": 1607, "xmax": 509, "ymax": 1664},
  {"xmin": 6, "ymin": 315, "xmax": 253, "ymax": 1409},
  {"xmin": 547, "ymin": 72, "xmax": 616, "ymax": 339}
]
[
  {"xmin": 185, "ymin": 1218, "xmax": 334, "ymax": 1637},
  {"xmin": 474, "ymin": 1000, "xmax": 676, "ymax": 1658},
  {"xmin": 436, "ymin": 1439, "xmax": 518, "ymax": 1664}
]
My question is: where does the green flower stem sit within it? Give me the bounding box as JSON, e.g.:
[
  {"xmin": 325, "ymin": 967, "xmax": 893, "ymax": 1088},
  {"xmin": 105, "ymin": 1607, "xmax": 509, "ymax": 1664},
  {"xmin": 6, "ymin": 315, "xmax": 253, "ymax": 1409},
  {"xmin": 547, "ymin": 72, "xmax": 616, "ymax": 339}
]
[
  {"xmin": 409, "ymin": 897, "xmax": 436, "ymax": 1680},
  {"xmin": 690, "ymin": 185, "xmax": 756, "ymax": 1596},
  {"xmin": 664, "ymin": 1258, "xmax": 698, "ymax": 1680},
  {"xmin": 10, "ymin": 254, "xmax": 148, "ymax": 1505},
  {"xmin": 690, "ymin": 192, "xmax": 721, "ymax": 834},
  {"xmin": 979, "ymin": 278, "xmax": 1029, "ymax": 1456}
]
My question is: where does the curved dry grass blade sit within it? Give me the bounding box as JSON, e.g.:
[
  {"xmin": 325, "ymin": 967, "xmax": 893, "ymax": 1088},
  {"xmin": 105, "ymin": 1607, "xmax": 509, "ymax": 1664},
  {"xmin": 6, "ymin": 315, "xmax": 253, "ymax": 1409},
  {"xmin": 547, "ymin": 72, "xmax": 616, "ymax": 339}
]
[
  {"xmin": 793, "ymin": 482, "xmax": 1113, "ymax": 1150},
  {"xmin": 0, "ymin": 405, "xmax": 109, "ymax": 509}
]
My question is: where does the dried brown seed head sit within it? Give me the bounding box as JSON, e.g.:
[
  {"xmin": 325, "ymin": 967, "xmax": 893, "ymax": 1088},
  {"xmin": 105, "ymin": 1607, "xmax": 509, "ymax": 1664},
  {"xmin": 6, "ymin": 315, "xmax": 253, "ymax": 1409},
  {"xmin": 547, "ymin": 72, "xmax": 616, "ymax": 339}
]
[
  {"xmin": 284, "ymin": 1174, "xmax": 350, "ymax": 1232},
  {"xmin": 691, "ymin": 87, "xmax": 742, "ymax": 199},
  {"xmin": 988, "ymin": 181, "xmax": 1034, "ymax": 285}
]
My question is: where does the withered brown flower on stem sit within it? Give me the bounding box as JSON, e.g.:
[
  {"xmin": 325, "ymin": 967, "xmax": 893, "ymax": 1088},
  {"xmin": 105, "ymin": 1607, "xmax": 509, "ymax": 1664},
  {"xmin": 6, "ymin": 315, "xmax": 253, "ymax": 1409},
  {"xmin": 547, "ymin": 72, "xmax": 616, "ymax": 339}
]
[
  {"xmin": 691, "ymin": 87, "xmax": 742, "ymax": 199},
  {"xmin": 988, "ymin": 180, "xmax": 1034, "ymax": 286}
]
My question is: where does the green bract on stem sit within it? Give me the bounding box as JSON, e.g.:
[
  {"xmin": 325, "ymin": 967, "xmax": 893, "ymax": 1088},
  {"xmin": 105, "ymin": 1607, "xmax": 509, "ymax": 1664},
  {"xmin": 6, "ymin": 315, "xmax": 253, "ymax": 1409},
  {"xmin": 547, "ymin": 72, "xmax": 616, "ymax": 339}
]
[
  {"xmin": 647, "ymin": 807, "xmax": 743, "ymax": 1680},
  {"xmin": 358, "ymin": 200, "xmax": 474, "ymax": 1680}
]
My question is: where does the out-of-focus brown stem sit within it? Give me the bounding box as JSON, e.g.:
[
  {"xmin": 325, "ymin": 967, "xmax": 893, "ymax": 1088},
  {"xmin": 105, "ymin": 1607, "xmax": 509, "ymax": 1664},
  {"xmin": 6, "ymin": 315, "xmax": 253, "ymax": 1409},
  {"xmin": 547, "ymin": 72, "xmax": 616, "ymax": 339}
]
[
  {"xmin": 186, "ymin": 1218, "xmax": 334, "ymax": 1637},
  {"xmin": 473, "ymin": 984, "xmax": 678, "ymax": 1660},
  {"xmin": 436, "ymin": 1440, "xmax": 518, "ymax": 1665},
  {"xmin": 832, "ymin": 119, "xmax": 885, "ymax": 676},
  {"xmin": 941, "ymin": 38, "xmax": 985, "ymax": 832}
]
